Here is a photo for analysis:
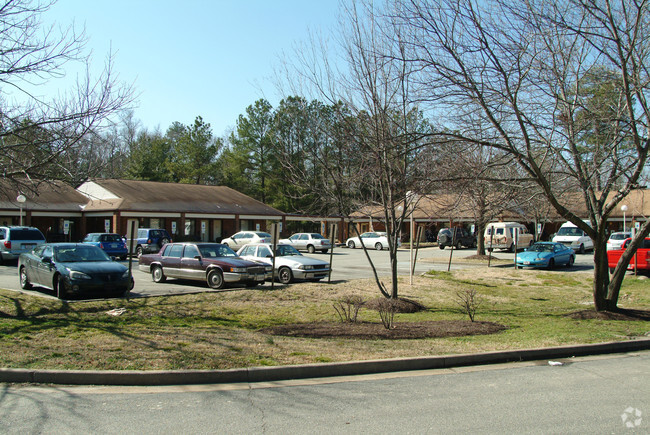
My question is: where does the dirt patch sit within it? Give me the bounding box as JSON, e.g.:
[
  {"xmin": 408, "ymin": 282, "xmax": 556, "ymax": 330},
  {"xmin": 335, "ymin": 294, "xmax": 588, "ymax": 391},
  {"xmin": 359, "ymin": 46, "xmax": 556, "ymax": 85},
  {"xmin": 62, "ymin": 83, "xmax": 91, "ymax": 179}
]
[
  {"xmin": 363, "ymin": 297, "xmax": 426, "ymax": 313},
  {"xmin": 261, "ymin": 320, "xmax": 507, "ymax": 339},
  {"xmin": 566, "ymin": 309, "xmax": 650, "ymax": 321}
]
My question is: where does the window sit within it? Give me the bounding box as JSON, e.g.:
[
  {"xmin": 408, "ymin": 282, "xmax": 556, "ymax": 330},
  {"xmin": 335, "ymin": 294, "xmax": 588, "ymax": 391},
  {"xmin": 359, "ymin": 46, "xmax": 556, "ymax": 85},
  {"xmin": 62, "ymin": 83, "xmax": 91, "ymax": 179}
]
[
  {"xmin": 259, "ymin": 246, "xmax": 272, "ymax": 257},
  {"xmin": 299, "ymin": 234, "xmax": 308, "ymax": 240},
  {"xmin": 239, "ymin": 246, "xmax": 254, "ymax": 256},
  {"xmin": 183, "ymin": 245, "xmax": 200, "ymax": 258},
  {"xmin": 168, "ymin": 244, "xmax": 183, "ymax": 258},
  {"xmin": 162, "ymin": 245, "xmax": 173, "ymax": 256}
]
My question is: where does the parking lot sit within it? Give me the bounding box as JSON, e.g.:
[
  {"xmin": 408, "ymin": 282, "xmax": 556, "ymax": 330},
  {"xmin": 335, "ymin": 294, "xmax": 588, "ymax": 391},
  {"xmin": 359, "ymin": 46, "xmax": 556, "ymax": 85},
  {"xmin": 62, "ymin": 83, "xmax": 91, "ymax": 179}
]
[{"xmin": 0, "ymin": 245, "xmax": 596, "ymax": 300}]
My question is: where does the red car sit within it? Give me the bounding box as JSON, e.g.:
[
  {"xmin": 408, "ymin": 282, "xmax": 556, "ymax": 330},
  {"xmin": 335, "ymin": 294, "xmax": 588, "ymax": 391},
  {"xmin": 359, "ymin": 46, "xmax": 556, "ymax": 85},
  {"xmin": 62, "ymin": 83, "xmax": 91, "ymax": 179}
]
[
  {"xmin": 607, "ymin": 237, "xmax": 650, "ymax": 273},
  {"xmin": 138, "ymin": 242, "xmax": 272, "ymax": 289}
]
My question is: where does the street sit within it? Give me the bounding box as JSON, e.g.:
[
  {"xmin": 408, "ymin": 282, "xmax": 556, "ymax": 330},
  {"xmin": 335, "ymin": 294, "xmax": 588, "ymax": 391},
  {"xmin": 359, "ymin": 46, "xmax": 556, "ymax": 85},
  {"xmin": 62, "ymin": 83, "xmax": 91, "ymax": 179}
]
[
  {"xmin": 0, "ymin": 246, "xmax": 596, "ymax": 300},
  {"xmin": 0, "ymin": 351, "xmax": 647, "ymax": 434}
]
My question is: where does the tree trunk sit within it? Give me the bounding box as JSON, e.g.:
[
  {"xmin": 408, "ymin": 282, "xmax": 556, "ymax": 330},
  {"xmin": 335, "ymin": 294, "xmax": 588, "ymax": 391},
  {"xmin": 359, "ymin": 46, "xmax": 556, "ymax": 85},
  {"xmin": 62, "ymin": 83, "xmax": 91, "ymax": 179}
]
[{"xmin": 592, "ymin": 241, "xmax": 613, "ymax": 311}]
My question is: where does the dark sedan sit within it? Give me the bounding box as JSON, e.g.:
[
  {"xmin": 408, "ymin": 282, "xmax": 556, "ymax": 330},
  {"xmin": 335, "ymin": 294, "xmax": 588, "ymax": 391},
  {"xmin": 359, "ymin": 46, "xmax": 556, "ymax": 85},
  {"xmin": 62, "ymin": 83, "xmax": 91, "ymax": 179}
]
[
  {"xmin": 138, "ymin": 242, "xmax": 272, "ymax": 289},
  {"xmin": 18, "ymin": 243, "xmax": 133, "ymax": 299}
]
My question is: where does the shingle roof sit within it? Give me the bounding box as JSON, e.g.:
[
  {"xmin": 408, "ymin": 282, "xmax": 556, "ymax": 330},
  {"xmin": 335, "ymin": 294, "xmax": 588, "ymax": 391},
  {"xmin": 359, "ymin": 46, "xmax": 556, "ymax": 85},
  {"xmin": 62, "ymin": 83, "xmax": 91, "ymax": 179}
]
[
  {"xmin": 80, "ymin": 179, "xmax": 284, "ymax": 216},
  {"xmin": 0, "ymin": 180, "xmax": 87, "ymax": 212}
]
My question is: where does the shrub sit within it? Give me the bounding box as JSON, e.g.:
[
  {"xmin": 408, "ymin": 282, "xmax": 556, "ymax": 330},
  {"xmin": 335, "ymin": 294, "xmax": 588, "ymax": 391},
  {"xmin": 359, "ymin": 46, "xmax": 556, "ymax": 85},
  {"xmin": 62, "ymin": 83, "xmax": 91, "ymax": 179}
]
[{"xmin": 333, "ymin": 295, "xmax": 365, "ymax": 323}]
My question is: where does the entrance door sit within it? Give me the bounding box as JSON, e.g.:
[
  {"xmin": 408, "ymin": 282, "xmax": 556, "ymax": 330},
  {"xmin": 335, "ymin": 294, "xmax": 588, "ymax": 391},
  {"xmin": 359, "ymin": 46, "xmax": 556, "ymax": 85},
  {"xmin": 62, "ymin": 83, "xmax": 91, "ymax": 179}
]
[
  {"xmin": 213, "ymin": 220, "xmax": 222, "ymax": 242},
  {"xmin": 200, "ymin": 220, "xmax": 209, "ymax": 242}
]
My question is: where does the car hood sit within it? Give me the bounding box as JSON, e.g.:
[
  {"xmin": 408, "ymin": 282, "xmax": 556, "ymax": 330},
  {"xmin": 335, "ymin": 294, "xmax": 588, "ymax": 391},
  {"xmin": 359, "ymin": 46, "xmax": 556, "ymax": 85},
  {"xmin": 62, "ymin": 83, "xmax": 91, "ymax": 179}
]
[
  {"xmin": 206, "ymin": 257, "xmax": 260, "ymax": 267},
  {"xmin": 58, "ymin": 261, "xmax": 128, "ymax": 273},
  {"xmin": 517, "ymin": 251, "xmax": 553, "ymax": 260}
]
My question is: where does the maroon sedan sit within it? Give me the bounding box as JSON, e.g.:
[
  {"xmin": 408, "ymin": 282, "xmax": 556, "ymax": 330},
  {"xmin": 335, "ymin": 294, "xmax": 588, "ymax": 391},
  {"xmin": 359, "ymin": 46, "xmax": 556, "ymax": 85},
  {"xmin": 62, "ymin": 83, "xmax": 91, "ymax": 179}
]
[{"xmin": 138, "ymin": 242, "xmax": 271, "ymax": 289}]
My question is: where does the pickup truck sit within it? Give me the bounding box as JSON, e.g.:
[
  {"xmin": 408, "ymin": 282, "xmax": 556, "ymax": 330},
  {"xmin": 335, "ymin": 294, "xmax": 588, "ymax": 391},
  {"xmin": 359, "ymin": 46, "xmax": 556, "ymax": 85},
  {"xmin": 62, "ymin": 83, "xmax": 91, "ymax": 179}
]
[{"xmin": 607, "ymin": 237, "xmax": 650, "ymax": 273}]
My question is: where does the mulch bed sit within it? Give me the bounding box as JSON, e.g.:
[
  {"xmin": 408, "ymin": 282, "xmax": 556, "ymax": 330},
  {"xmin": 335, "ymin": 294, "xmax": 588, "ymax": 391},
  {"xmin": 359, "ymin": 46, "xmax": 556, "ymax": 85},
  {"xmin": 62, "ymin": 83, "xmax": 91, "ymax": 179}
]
[
  {"xmin": 566, "ymin": 309, "xmax": 650, "ymax": 321},
  {"xmin": 260, "ymin": 320, "xmax": 507, "ymax": 339}
]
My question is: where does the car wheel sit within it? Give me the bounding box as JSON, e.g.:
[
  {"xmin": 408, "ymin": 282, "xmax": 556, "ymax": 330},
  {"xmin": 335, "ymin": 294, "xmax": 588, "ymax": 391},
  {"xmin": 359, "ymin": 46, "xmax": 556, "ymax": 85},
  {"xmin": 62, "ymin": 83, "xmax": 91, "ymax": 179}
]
[
  {"xmin": 509, "ymin": 243, "xmax": 515, "ymax": 253},
  {"xmin": 439, "ymin": 244, "xmax": 445, "ymax": 250},
  {"xmin": 207, "ymin": 269, "xmax": 225, "ymax": 289},
  {"xmin": 547, "ymin": 258, "xmax": 555, "ymax": 270},
  {"xmin": 567, "ymin": 255, "xmax": 575, "ymax": 267},
  {"xmin": 307, "ymin": 245, "xmax": 315, "ymax": 254},
  {"xmin": 56, "ymin": 275, "xmax": 68, "ymax": 299},
  {"xmin": 347, "ymin": 241, "xmax": 356, "ymax": 249},
  {"xmin": 472, "ymin": 240, "xmax": 477, "ymax": 248},
  {"xmin": 578, "ymin": 243, "xmax": 585, "ymax": 254},
  {"xmin": 161, "ymin": 237, "xmax": 170, "ymax": 245},
  {"xmin": 152, "ymin": 265, "xmax": 166, "ymax": 283},
  {"xmin": 375, "ymin": 242, "xmax": 383, "ymax": 251},
  {"xmin": 278, "ymin": 266, "xmax": 293, "ymax": 284},
  {"xmin": 19, "ymin": 266, "xmax": 32, "ymax": 290},
  {"xmin": 136, "ymin": 245, "xmax": 143, "ymax": 258},
  {"xmin": 456, "ymin": 241, "xmax": 462, "ymax": 250}
]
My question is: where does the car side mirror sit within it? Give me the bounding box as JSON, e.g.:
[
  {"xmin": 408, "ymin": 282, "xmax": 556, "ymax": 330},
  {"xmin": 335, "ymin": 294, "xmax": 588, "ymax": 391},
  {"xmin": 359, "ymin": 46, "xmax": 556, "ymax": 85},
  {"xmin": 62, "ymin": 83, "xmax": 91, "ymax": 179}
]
[
  {"xmin": 41, "ymin": 256, "xmax": 52, "ymax": 264},
  {"xmin": 194, "ymin": 255, "xmax": 202, "ymax": 260},
  {"xmin": 265, "ymin": 254, "xmax": 273, "ymax": 258}
]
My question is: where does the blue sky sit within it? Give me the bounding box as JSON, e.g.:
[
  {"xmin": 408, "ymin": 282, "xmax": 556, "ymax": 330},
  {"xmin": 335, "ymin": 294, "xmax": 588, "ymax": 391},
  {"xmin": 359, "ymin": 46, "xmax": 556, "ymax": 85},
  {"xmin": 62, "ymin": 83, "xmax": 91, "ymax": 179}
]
[{"xmin": 42, "ymin": 1, "xmax": 340, "ymax": 137}]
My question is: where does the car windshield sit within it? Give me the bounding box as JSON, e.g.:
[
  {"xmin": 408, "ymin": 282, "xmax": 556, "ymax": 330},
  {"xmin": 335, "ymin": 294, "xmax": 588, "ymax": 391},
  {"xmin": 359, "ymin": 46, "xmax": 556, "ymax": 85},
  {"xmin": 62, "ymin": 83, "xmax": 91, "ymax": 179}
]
[
  {"xmin": 557, "ymin": 227, "xmax": 582, "ymax": 236},
  {"xmin": 529, "ymin": 244, "xmax": 554, "ymax": 252},
  {"xmin": 198, "ymin": 244, "xmax": 237, "ymax": 258},
  {"xmin": 276, "ymin": 245, "xmax": 301, "ymax": 256},
  {"xmin": 54, "ymin": 245, "xmax": 111, "ymax": 262},
  {"xmin": 101, "ymin": 234, "xmax": 123, "ymax": 242}
]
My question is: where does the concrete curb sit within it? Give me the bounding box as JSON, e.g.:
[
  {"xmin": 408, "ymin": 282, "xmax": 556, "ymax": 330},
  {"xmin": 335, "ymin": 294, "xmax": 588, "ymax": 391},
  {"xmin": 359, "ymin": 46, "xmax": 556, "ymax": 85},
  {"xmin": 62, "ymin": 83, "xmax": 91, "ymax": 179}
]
[{"xmin": 1, "ymin": 338, "xmax": 649, "ymax": 386}]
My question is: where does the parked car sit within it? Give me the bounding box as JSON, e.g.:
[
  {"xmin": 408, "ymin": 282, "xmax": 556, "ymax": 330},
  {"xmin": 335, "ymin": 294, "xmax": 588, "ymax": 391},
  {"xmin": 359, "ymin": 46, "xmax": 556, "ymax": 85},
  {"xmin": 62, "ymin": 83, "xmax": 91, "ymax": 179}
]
[
  {"xmin": 128, "ymin": 228, "xmax": 172, "ymax": 257},
  {"xmin": 484, "ymin": 222, "xmax": 534, "ymax": 252},
  {"xmin": 138, "ymin": 242, "xmax": 271, "ymax": 289},
  {"xmin": 437, "ymin": 227, "xmax": 477, "ymax": 250},
  {"xmin": 607, "ymin": 237, "xmax": 650, "ymax": 274},
  {"xmin": 82, "ymin": 233, "xmax": 128, "ymax": 260},
  {"xmin": 279, "ymin": 232, "xmax": 331, "ymax": 253},
  {"xmin": 0, "ymin": 226, "xmax": 46, "ymax": 263},
  {"xmin": 552, "ymin": 221, "xmax": 593, "ymax": 254},
  {"xmin": 18, "ymin": 243, "xmax": 133, "ymax": 299},
  {"xmin": 606, "ymin": 231, "xmax": 632, "ymax": 251},
  {"xmin": 221, "ymin": 231, "xmax": 273, "ymax": 251},
  {"xmin": 515, "ymin": 242, "xmax": 575, "ymax": 269},
  {"xmin": 346, "ymin": 231, "xmax": 398, "ymax": 251},
  {"xmin": 237, "ymin": 243, "xmax": 331, "ymax": 284}
]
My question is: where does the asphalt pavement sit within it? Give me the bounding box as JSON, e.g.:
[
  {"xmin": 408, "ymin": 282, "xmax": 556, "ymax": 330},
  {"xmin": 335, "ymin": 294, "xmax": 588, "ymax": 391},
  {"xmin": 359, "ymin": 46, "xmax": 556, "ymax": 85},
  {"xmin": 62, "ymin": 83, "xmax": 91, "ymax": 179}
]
[{"xmin": 0, "ymin": 245, "xmax": 597, "ymax": 300}]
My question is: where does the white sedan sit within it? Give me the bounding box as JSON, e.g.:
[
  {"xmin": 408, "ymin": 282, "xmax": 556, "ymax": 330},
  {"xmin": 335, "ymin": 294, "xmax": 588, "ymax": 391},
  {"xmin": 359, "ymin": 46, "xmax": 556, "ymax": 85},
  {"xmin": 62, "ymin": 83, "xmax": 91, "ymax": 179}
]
[
  {"xmin": 237, "ymin": 243, "xmax": 331, "ymax": 284},
  {"xmin": 279, "ymin": 232, "xmax": 331, "ymax": 253},
  {"xmin": 606, "ymin": 231, "xmax": 632, "ymax": 251},
  {"xmin": 345, "ymin": 231, "xmax": 398, "ymax": 251}
]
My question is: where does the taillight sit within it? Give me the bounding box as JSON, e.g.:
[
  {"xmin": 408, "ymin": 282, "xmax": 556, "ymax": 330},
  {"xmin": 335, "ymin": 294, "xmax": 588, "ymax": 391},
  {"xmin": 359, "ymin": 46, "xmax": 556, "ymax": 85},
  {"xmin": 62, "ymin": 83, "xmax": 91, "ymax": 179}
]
[
  {"xmin": 4, "ymin": 241, "xmax": 10, "ymax": 249},
  {"xmin": 148, "ymin": 239, "xmax": 153, "ymax": 244}
]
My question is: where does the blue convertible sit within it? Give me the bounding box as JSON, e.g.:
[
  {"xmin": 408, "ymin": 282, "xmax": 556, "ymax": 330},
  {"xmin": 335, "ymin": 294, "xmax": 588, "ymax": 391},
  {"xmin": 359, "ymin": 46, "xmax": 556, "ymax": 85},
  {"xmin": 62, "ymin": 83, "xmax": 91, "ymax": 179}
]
[{"xmin": 515, "ymin": 242, "xmax": 575, "ymax": 269}]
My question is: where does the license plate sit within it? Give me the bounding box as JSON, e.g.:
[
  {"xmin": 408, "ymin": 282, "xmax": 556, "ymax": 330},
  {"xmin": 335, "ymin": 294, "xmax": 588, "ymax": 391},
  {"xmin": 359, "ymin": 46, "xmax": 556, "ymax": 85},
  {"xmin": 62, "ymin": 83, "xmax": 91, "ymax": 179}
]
[
  {"xmin": 524, "ymin": 261, "xmax": 530, "ymax": 265},
  {"xmin": 255, "ymin": 274, "xmax": 264, "ymax": 281}
]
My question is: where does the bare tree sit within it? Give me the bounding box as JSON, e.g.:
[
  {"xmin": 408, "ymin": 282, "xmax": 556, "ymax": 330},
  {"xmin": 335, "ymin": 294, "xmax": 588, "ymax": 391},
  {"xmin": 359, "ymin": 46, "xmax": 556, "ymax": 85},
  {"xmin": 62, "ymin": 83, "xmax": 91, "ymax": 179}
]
[
  {"xmin": 0, "ymin": 0, "xmax": 133, "ymax": 194},
  {"xmin": 280, "ymin": 1, "xmax": 441, "ymax": 299},
  {"xmin": 387, "ymin": 0, "xmax": 650, "ymax": 311}
]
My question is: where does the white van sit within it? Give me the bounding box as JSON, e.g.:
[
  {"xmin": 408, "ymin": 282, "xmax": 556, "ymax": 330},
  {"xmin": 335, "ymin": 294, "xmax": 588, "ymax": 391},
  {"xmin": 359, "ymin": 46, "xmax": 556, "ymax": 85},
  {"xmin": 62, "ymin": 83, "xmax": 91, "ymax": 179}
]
[
  {"xmin": 484, "ymin": 222, "xmax": 534, "ymax": 252},
  {"xmin": 552, "ymin": 221, "xmax": 593, "ymax": 254}
]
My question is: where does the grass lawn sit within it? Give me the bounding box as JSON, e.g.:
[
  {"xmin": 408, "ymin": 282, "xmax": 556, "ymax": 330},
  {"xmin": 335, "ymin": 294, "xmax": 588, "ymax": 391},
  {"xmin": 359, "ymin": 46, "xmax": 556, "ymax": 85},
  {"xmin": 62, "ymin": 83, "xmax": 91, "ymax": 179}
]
[{"xmin": 0, "ymin": 268, "xmax": 648, "ymax": 371}]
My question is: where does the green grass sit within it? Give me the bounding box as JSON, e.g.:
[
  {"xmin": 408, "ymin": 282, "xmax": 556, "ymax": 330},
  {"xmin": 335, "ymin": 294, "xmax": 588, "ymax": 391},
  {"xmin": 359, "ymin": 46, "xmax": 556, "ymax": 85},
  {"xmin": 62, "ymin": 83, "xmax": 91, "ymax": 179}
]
[{"xmin": 0, "ymin": 268, "xmax": 647, "ymax": 371}]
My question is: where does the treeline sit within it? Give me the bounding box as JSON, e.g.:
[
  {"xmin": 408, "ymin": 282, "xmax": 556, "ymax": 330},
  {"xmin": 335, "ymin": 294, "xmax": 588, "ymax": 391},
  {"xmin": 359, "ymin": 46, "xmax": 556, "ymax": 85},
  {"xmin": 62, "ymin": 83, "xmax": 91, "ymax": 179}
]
[{"xmin": 86, "ymin": 96, "xmax": 435, "ymax": 216}]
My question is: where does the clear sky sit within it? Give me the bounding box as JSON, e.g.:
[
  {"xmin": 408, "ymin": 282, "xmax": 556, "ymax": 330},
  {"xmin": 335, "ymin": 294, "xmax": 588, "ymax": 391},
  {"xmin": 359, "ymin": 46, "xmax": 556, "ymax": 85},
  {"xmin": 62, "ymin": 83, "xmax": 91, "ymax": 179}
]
[{"xmin": 41, "ymin": 1, "xmax": 340, "ymax": 137}]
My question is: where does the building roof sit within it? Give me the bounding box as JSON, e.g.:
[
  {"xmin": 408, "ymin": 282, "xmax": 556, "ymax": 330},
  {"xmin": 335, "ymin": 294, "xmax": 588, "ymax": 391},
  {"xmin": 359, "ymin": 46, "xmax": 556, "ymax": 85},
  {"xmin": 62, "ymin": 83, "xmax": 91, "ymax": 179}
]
[
  {"xmin": 78, "ymin": 179, "xmax": 285, "ymax": 216},
  {"xmin": 0, "ymin": 180, "xmax": 88, "ymax": 212}
]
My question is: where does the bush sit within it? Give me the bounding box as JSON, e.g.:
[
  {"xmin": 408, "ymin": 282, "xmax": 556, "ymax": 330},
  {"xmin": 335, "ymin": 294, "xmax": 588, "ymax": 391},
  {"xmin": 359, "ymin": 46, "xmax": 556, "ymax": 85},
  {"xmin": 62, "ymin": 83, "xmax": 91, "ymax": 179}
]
[
  {"xmin": 333, "ymin": 295, "xmax": 365, "ymax": 323},
  {"xmin": 455, "ymin": 288, "xmax": 482, "ymax": 322}
]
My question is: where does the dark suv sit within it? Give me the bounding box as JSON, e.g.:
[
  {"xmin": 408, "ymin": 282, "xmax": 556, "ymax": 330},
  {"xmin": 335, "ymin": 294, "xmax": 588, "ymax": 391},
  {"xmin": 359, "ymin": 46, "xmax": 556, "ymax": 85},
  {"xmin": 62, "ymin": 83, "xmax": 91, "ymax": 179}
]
[
  {"xmin": 0, "ymin": 226, "xmax": 46, "ymax": 262},
  {"xmin": 130, "ymin": 228, "xmax": 172, "ymax": 257},
  {"xmin": 437, "ymin": 227, "xmax": 477, "ymax": 250}
]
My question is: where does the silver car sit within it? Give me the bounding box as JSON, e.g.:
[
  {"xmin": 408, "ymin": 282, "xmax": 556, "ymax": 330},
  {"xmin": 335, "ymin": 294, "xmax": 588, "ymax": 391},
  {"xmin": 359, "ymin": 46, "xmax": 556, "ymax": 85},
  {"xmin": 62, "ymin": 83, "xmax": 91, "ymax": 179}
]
[
  {"xmin": 221, "ymin": 231, "xmax": 273, "ymax": 250},
  {"xmin": 279, "ymin": 232, "xmax": 331, "ymax": 253},
  {"xmin": 0, "ymin": 226, "xmax": 46, "ymax": 263},
  {"xmin": 237, "ymin": 243, "xmax": 331, "ymax": 284}
]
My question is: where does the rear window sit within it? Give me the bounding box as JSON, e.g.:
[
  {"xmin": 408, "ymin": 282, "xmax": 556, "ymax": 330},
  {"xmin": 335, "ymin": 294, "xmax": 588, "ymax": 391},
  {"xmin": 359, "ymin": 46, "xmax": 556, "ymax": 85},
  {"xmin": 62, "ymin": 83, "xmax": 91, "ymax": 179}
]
[
  {"xmin": 100, "ymin": 234, "xmax": 123, "ymax": 242},
  {"xmin": 9, "ymin": 229, "xmax": 44, "ymax": 241},
  {"xmin": 256, "ymin": 232, "xmax": 272, "ymax": 238}
]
